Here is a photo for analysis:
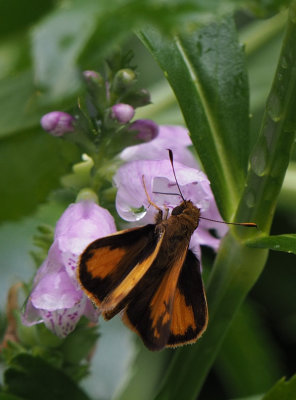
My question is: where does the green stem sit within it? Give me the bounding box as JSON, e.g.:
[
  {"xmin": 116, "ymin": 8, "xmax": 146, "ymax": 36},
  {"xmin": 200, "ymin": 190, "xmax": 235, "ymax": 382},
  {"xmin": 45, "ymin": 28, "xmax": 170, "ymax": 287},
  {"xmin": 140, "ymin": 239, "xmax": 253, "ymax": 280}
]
[{"xmin": 154, "ymin": 4, "xmax": 296, "ymax": 399}]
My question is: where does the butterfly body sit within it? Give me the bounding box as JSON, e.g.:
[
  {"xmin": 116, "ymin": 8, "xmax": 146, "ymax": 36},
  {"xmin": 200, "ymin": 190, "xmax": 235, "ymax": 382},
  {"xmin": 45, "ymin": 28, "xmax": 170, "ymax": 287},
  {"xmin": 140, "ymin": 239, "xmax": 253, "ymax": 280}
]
[{"xmin": 79, "ymin": 200, "xmax": 208, "ymax": 350}]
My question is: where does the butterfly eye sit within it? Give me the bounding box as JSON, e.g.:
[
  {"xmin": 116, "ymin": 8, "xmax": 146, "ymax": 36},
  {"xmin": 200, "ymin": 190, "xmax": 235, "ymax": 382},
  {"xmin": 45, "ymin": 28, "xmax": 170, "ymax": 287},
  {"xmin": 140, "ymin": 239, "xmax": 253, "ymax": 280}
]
[{"xmin": 171, "ymin": 203, "xmax": 187, "ymax": 216}]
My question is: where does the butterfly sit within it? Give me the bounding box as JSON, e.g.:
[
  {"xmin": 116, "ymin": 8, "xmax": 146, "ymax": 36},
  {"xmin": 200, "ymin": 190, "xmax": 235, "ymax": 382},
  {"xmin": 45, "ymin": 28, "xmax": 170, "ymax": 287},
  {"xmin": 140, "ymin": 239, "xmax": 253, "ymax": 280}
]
[{"xmin": 78, "ymin": 150, "xmax": 256, "ymax": 351}]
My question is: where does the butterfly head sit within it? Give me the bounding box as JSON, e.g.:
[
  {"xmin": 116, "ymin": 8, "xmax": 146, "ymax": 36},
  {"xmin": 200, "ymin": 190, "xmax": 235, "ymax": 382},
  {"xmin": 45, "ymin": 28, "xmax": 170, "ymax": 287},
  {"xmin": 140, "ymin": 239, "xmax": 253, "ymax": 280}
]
[{"xmin": 171, "ymin": 200, "xmax": 201, "ymax": 228}]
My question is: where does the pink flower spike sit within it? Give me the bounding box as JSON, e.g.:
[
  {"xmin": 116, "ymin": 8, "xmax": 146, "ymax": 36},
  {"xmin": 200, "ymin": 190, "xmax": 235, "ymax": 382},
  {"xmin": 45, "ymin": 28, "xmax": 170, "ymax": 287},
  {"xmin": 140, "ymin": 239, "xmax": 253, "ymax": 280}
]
[
  {"xmin": 22, "ymin": 201, "xmax": 117, "ymax": 338},
  {"xmin": 41, "ymin": 111, "xmax": 75, "ymax": 137}
]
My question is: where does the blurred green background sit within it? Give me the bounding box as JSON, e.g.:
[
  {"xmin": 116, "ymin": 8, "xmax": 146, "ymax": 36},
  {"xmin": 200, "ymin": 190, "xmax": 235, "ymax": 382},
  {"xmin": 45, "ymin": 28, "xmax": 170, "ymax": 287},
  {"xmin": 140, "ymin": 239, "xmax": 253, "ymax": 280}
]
[{"xmin": 0, "ymin": 1, "xmax": 295, "ymax": 399}]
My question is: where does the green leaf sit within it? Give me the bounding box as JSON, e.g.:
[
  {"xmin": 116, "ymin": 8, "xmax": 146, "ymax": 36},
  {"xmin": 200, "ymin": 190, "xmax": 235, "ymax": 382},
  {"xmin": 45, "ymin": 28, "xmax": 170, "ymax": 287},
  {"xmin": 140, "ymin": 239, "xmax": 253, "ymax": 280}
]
[
  {"xmin": 60, "ymin": 323, "xmax": 98, "ymax": 364},
  {"xmin": 4, "ymin": 353, "xmax": 90, "ymax": 400},
  {"xmin": 262, "ymin": 375, "xmax": 296, "ymax": 400},
  {"xmin": 246, "ymin": 234, "xmax": 296, "ymax": 254},
  {"xmin": 0, "ymin": 129, "xmax": 80, "ymax": 222},
  {"xmin": 235, "ymin": 3, "xmax": 296, "ymax": 234},
  {"xmin": 215, "ymin": 301, "xmax": 283, "ymax": 397},
  {"xmin": 140, "ymin": 15, "xmax": 249, "ymax": 220}
]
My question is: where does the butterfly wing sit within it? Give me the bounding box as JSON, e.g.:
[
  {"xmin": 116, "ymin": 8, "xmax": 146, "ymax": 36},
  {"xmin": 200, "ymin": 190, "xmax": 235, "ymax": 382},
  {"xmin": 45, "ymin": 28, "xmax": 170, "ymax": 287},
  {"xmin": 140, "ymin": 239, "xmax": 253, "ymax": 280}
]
[
  {"xmin": 122, "ymin": 241, "xmax": 189, "ymax": 351},
  {"xmin": 167, "ymin": 249, "xmax": 208, "ymax": 347},
  {"xmin": 78, "ymin": 224, "xmax": 164, "ymax": 314}
]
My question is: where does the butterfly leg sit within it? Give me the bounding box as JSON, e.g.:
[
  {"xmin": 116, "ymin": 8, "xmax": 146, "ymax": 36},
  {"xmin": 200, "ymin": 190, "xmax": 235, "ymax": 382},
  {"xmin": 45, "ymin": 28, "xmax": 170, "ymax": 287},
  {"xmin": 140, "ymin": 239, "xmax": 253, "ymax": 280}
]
[{"xmin": 142, "ymin": 175, "xmax": 163, "ymax": 215}]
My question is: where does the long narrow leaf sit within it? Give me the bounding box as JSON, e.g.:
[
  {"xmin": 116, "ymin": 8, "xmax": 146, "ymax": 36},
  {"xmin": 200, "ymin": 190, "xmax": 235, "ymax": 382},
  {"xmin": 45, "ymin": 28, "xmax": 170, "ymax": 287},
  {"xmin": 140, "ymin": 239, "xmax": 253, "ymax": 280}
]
[{"xmin": 139, "ymin": 15, "xmax": 249, "ymax": 220}]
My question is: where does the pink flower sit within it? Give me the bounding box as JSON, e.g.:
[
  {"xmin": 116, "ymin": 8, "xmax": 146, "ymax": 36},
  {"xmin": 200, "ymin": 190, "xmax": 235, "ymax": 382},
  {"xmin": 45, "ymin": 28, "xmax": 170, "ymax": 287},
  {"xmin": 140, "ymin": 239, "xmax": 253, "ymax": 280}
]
[
  {"xmin": 120, "ymin": 125, "xmax": 198, "ymax": 168},
  {"xmin": 22, "ymin": 201, "xmax": 116, "ymax": 337},
  {"xmin": 114, "ymin": 159, "xmax": 227, "ymax": 261}
]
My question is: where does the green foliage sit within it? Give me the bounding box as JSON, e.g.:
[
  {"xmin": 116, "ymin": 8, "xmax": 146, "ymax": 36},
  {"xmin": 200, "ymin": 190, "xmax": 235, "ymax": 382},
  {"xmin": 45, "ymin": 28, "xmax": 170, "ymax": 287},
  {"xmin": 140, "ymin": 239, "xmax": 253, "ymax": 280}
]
[
  {"xmin": 0, "ymin": 130, "xmax": 80, "ymax": 222},
  {"xmin": 2, "ymin": 354, "xmax": 90, "ymax": 400},
  {"xmin": 263, "ymin": 375, "xmax": 296, "ymax": 400},
  {"xmin": 247, "ymin": 233, "xmax": 296, "ymax": 253}
]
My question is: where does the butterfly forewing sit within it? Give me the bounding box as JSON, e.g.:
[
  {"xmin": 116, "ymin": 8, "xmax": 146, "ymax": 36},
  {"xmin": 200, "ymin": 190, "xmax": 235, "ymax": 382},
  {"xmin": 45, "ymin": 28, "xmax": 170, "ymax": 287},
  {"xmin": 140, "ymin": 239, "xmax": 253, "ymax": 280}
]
[{"xmin": 79, "ymin": 224, "xmax": 164, "ymax": 310}]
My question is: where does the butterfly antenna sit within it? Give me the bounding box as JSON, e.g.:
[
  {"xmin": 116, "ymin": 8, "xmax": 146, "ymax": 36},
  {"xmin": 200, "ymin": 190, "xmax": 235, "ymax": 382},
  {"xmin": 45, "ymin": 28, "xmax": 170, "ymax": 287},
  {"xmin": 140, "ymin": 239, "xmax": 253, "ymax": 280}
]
[
  {"xmin": 168, "ymin": 149, "xmax": 186, "ymax": 203},
  {"xmin": 168, "ymin": 150, "xmax": 257, "ymax": 228},
  {"xmin": 199, "ymin": 216, "xmax": 257, "ymax": 228}
]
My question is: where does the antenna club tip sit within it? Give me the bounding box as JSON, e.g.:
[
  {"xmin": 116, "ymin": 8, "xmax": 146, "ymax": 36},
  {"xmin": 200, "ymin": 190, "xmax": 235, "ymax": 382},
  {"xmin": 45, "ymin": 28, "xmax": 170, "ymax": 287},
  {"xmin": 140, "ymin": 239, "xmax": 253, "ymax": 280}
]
[
  {"xmin": 167, "ymin": 148, "xmax": 173, "ymax": 161},
  {"xmin": 242, "ymin": 223, "xmax": 258, "ymax": 228}
]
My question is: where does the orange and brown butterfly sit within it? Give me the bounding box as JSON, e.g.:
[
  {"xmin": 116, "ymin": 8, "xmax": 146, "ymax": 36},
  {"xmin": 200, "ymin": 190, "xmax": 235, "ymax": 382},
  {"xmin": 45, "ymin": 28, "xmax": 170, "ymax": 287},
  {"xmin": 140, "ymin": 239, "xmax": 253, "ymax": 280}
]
[{"xmin": 78, "ymin": 150, "xmax": 256, "ymax": 351}]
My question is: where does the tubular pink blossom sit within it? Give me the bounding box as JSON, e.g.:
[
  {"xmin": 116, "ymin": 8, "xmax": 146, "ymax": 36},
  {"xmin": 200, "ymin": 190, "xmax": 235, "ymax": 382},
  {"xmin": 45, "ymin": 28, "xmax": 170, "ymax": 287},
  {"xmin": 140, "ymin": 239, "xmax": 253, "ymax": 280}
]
[{"xmin": 22, "ymin": 201, "xmax": 116, "ymax": 338}]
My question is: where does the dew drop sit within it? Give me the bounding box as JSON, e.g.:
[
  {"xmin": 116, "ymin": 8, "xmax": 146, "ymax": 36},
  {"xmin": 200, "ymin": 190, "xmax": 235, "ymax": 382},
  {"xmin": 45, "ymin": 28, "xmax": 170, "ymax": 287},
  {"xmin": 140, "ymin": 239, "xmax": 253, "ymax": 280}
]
[
  {"xmin": 251, "ymin": 143, "xmax": 268, "ymax": 176},
  {"xmin": 267, "ymin": 94, "xmax": 283, "ymax": 122},
  {"xmin": 130, "ymin": 205, "xmax": 147, "ymax": 221},
  {"xmin": 245, "ymin": 191, "xmax": 256, "ymax": 208},
  {"xmin": 281, "ymin": 56, "xmax": 288, "ymax": 69}
]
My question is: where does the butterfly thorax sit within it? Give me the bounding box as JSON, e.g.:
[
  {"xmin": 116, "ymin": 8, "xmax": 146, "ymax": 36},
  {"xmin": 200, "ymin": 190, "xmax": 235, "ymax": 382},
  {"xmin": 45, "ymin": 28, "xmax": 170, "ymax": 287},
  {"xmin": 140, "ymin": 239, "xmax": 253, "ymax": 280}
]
[{"xmin": 155, "ymin": 200, "xmax": 200, "ymax": 245}]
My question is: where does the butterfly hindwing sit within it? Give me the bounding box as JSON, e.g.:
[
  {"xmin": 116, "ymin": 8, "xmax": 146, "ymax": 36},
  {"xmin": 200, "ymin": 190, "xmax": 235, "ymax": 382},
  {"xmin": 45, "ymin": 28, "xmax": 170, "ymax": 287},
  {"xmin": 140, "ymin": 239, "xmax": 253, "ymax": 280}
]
[
  {"xmin": 79, "ymin": 224, "xmax": 164, "ymax": 312},
  {"xmin": 122, "ymin": 248, "xmax": 208, "ymax": 350},
  {"xmin": 167, "ymin": 249, "xmax": 208, "ymax": 347},
  {"xmin": 122, "ymin": 241, "xmax": 189, "ymax": 351}
]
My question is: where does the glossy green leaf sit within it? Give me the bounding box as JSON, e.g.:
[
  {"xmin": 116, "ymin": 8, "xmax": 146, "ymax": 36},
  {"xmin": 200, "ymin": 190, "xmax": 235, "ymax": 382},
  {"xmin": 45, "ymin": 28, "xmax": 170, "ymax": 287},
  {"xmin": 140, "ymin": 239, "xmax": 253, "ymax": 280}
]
[
  {"xmin": 0, "ymin": 129, "xmax": 80, "ymax": 222},
  {"xmin": 246, "ymin": 234, "xmax": 296, "ymax": 254},
  {"xmin": 4, "ymin": 354, "xmax": 90, "ymax": 400},
  {"xmin": 262, "ymin": 375, "xmax": 296, "ymax": 400},
  {"xmin": 140, "ymin": 15, "xmax": 249, "ymax": 220}
]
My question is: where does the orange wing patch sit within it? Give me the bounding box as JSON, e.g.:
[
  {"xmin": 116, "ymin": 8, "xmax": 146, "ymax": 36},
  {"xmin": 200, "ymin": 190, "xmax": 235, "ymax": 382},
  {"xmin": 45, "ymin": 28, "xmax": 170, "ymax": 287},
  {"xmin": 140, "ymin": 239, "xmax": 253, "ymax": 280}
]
[
  {"xmin": 167, "ymin": 249, "xmax": 208, "ymax": 347},
  {"xmin": 85, "ymin": 246, "xmax": 127, "ymax": 279},
  {"xmin": 101, "ymin": 233, "xmax": 164, "ymax": 313},
  {"xmin": 169, "ymin": 288, "xmax": 197, "ymax": 338}
]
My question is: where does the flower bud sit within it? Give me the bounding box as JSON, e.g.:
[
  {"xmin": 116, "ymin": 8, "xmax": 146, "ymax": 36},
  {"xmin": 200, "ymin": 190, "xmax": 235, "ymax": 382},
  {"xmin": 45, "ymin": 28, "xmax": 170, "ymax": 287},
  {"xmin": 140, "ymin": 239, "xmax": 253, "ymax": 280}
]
[
  {"xmin": 129, "ymin": 119, "xmax": 159, "ymax": 142},
  {"xmin": 113, "ymin": 68, "xmax": 137, "ymax": 93},
  {"xmin": 111, "ymin": 103, "xmax": 135, "ymax": 124},
  {"xmin": 83, "ymin": 70, "xmax": 104, "ymax": 86},
  {"xmin": 123, "ymin": 88, "xmax": 151, "ymax": 108},
  {"xmin": 41, "ymin": 111, "xmax": 75, "ymax": 137}
]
